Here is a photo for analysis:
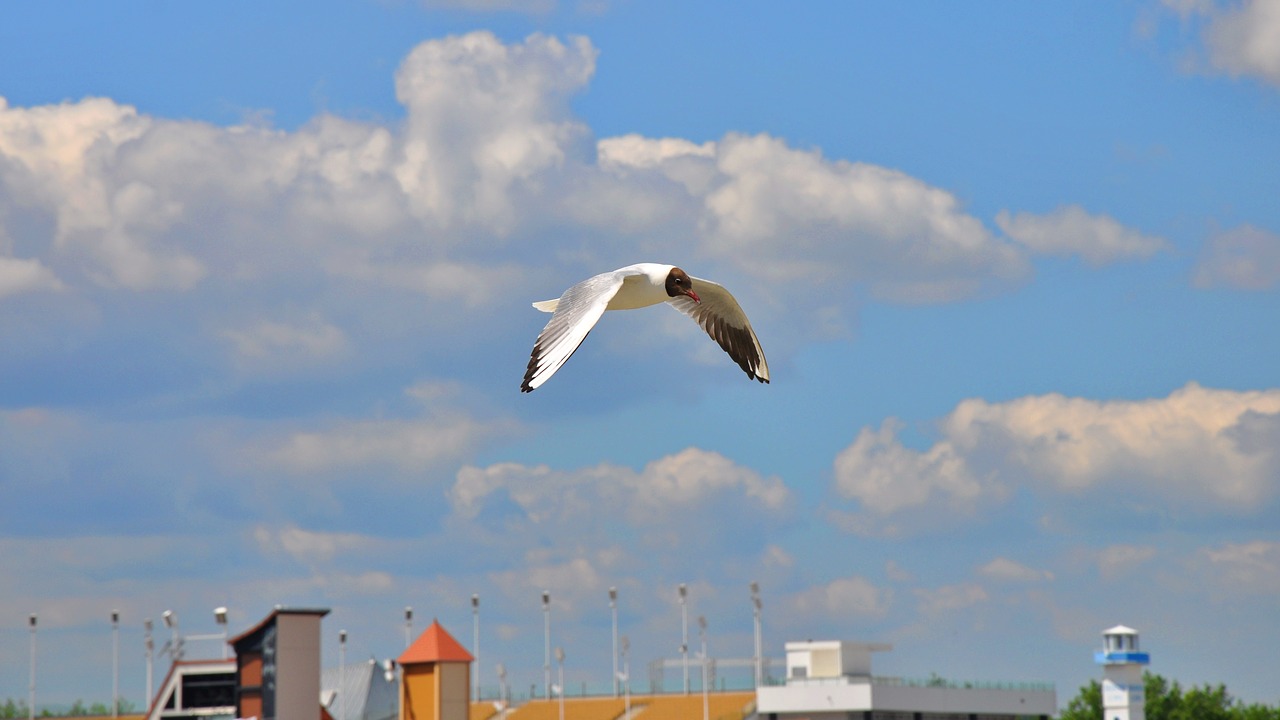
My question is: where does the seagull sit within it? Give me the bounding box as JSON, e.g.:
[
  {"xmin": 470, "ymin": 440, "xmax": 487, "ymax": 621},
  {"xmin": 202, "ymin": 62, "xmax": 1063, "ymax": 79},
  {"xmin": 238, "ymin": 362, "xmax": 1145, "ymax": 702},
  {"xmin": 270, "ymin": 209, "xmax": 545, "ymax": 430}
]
[{"xmin": 521, "ymin": 263, "xmax": 769, "ymax": 392}]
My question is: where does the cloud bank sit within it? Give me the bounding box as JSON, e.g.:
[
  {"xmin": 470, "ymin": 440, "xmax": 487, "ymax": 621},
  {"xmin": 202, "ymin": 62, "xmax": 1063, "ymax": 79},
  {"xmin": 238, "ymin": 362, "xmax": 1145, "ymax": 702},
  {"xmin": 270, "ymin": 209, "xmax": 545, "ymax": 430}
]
[{"xmin": 833, "ymin": 382, "xmax": 1280, "ymax": 535}]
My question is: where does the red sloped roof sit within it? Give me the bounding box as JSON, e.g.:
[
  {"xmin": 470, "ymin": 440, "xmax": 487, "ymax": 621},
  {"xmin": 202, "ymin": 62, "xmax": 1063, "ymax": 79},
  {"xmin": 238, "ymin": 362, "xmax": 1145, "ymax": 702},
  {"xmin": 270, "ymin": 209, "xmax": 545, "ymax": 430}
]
[{"xmin": 399, "ymin": 619, "xmax": 474, "ymax": 665}]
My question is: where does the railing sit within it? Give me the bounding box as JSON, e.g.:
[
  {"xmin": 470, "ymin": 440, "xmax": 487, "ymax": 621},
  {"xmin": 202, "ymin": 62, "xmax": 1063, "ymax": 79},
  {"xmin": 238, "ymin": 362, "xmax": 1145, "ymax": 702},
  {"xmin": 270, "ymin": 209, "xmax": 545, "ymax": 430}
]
[
  {"xmin": 873, "ymin": 675, "xmax": 1055, "ymax": 692},
  {"xmin": 757, "ymin": 675, "xmax": 1053, "ymax": 692}
]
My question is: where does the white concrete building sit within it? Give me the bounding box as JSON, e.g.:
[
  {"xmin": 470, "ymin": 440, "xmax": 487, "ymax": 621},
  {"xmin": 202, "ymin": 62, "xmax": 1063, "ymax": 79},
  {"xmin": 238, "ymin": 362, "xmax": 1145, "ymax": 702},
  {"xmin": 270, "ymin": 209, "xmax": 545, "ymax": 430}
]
[{"xmin": 756, "ymin": 640, "xmax": 1055, "ymax": 720}]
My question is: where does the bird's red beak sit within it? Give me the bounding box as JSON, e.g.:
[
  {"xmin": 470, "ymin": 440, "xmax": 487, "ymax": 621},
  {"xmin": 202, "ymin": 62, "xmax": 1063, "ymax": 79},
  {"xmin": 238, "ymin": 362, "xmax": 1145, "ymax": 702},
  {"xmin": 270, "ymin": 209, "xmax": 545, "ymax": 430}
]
[{"xmin": 686, "ymin": 289, "xmax": 701, "ymax": 303}]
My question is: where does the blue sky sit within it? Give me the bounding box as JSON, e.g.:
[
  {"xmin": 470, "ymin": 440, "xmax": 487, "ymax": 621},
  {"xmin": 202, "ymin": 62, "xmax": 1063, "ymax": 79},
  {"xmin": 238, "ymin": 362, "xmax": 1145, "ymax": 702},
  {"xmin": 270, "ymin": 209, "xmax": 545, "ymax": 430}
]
[{"xmin": 2, "ymin": 0, "xmax": 1280, "ymax": 711}]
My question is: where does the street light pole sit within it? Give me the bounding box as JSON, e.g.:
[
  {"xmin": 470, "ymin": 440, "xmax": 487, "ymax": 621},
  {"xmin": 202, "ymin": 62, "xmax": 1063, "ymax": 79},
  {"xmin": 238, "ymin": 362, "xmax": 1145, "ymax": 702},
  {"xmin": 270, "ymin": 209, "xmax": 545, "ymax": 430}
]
[
  {"xmin": 144, "ymin": 619, "xmax": 154, "ymax": 709},
  {"xmin": 619, "ymin": 636, "xmax": 631, "ymax": 720},
  {"xmin": 678, "ymin": 584, "xmax": 689, "ymax": 694},
  {"xmin": 609, "ymin": 587, "xmax": 618, "ymax": 697},
  {"xmin": 162, "ymin": 610, "xmax": 181, "ymax": 662},
  {"xmin": 404, "ymin": 607, "xmax": 413, "ymax": 649},
  {"xmin": 214, "ymin": 607, "xmax": 229, "ymax": 660},
  {"xmin": 338, "ymin": 630, "xmax": 347, "ymax": 720},
  {"xmin": 496, "ymin": 663, "xmax": 508, "ymax": 711},
  {"xmin": 542, "ymin": 591, "xmax": 551, "ymax": 701},
  {"xmin": 698, "ymin": 616, "xmax": 708, "ymax": 720},
  {"xmin": 28, "ymin": 614, "xmax": 36, "ymax": 720},
  {"xmin": 750, "ymin": 582, "xmax": 763, "ymax": 687},
  {"xmin": 472, "ymin": 594, "xmax": 480, "ymax": 702},
  {"xmin": 112, "ymin": 610, "xmax": 120, "ymax": 718},
  {"xmin": 554, "ymin": 647, "xmax": 565, "ymax": 720}
]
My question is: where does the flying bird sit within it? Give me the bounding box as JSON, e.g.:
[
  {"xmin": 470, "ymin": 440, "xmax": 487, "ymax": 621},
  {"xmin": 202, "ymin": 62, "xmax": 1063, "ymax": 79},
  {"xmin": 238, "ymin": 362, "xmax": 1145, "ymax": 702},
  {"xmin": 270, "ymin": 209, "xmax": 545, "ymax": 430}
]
[{"xmin": 521, "ymin": 263, "xmax": 769, "ymax": 392}]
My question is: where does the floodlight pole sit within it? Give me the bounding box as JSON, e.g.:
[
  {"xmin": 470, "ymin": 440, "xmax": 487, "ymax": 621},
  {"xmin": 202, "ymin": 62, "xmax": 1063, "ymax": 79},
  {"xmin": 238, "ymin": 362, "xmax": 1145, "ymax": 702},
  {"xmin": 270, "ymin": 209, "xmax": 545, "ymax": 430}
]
[
  {"xmin": 339, "ymin": 630, "xmax": 347, "ymax": 720},
  {"xmin": 144, "ymin": 619, "xmax": 154, "ymax": 708},
  {"xmin": 609, "ymin": 587, "xmax": 618, "ymax": 697},
  {"xmin": 555, "ymin": 647, "xmax": 565, "ymax": 720},
  {"xmin": 542, "ymin": 591, "xmax": 552, "ymax": 701},
  {"xmin": 698, "ymin": 616, "xmax": 709, "ymax": 720},
  {"xmin": 678, "ymin": 584, "xmax": 689, "ymax": 694},
  {"xmin": 472, "ymin": 594, "xmax": 481, "ymax": 702},
  {"xmin": 214, "ymin": 607, "xmax": 229, "ymax": 660},
  {"xmin": 28, "ymin": 614, "xmax": 37, "ymax": 720},
  {"xmin": 496, "ymin": 663, "xmax": 508, "ymax": 710},
  {"xmin": 112, "ymin": 610, "xmax": 120, "ymax": 718},
  {"xmin": 162, "ymin": 610, "xmax": 181, "ymax": 662},
  {"xmin": 750, "ymin": 582, "xmax": 763, "ymax": 687},
  {"xmin": 404, "ymin": 607, "xmax": 413, "ymax": 649},
  {"xmin": 620, "ymin": 636, "xmax": 631, "ymax": 720}
]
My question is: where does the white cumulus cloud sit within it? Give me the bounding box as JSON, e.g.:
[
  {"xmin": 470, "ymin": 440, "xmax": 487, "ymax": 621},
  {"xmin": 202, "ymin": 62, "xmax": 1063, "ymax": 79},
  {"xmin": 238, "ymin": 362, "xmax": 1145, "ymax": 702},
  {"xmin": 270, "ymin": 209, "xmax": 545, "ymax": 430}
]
[
  {"xmin": 1097, "ymin": 544, "xmax": 1158, "ymax": 580},
  {"xmin": 1203, "ymin": 0, "xmax": 1280, "ymax": 86},
  {"xmin": 787, "ymin": 575, "xmax": 893, "ymax": 620},
  {"xmin": 223, "ymin": 313, "xmax": 347, "ymax": 366},
  {"xmin": 914, "ymin": 583, "xmax": 989, "ymax": 617},
  {"xmin": 0, "ymin": 255, "xmax": 62, "ymax": 297},
  {"xmin": 452, "ymin": 447, "xmax": 790, "ymax": 523},
  {"xmin": 700, "ymin": 133, "xmax": 1029, "ymax": 303},
  {"xmin": 831, "ymin": 383, "xmax": 1280, "ymax": 535},
  {"xmin": 267, "ymin": 412, "xmax": 517, "ymax": 476},
  {"xmin": 996, "ymin": 205, "xmax": 1168, "ymax": 265},
  {"xmin": 978, "ymin": 557, "xmax": 1054, "ymax": 583},
  {"xmin": 1192, "ymin": 223, "xmax": 1280, "ymax": 290},
  {"xmin": 1194, "ymin": 540, "xmax": 1280, "ymax": 594}
]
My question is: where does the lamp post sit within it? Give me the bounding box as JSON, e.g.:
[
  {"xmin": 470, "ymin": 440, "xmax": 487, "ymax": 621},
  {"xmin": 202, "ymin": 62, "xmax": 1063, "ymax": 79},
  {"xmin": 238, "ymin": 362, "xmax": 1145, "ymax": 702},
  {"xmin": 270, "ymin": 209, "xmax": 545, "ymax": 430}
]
[
  {"xmin": 609, "ymin": 587, "xmax": 618, "ymax": 697},
  {"xmin": 144, "ymin": 619, "xmax": 154, "ymax": 709},
  {"xmin": 214, "ymin": 607, "xmax": 229, "ymax": 660},
  {"xmin": 404, "ymin": 607, "xmax": 413, "ymax": 649},
  {"xmin": 162, "ymin": 610, "xmax": 181, "ymax": 662},
  {"xmin": 542, "ymin": 591, "xmax": 551, "ymax": 701},
  {"xmin": 28, "ymin": 614, "xmax": 36, "ymax": 720},
  {"xmin": 698, "ymin": 616, "xmax": 708, "ymax": 720},
  {"xmin": 112, "ymin": 610, "xmax": 120, "ymax": 718},
  {"xmin": 619, "ymin": 636, "xmax": 631, "ymax": 720},
  {"xmin": 678, "ymin": 584, "xmax": 689, "ymax": 694},
  {"xmin": 554, "ymin": 647, "xmax": 565, "ymax": 720},
  {"xmin": 496, "ymin": 663, "xmax": 508, "ymax": 711},
  {"xmin": 338, "ymin": 630, "xmax": 347, "ymax": 720},
  {"xmin": 472, "ymin": 594, "xmax": 480, "ymax": 702},
  {"xmin": 750, "ymin": 582, "xmax": 763, "ymax": 687}
]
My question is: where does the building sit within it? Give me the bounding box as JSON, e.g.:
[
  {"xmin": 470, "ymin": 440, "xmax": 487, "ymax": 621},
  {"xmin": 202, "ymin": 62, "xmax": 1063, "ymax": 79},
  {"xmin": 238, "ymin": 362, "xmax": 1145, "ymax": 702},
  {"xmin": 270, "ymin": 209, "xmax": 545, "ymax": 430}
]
[
  {"xmin": 1094, "ymin": 625, "xmax": 1149, "ymax": 720},
  {"xmin": 755, "ymin": 640, "xmax": 1055, "ymax": 720},
  {"xmin": 229, "ymin": 606, "xmax": 330, "ymax": 720},
  {"xmin": 322, "ymin": 659, "xmax": 399, "ymax": 720},
  {"xmin": 397, "ymin": 619, "xmax": 474, "ymax": 720},
  {"xmin": 143, "ymin": 659, "xmax": 236, "ymax": 720}
]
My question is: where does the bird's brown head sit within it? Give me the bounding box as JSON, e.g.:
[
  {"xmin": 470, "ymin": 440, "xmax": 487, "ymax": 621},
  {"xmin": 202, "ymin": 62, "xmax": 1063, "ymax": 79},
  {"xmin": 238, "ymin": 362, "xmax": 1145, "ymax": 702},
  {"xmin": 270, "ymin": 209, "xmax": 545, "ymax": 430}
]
[{"xmin": 665, "ymin": 267, "xmax": 700, "ymax": 303}]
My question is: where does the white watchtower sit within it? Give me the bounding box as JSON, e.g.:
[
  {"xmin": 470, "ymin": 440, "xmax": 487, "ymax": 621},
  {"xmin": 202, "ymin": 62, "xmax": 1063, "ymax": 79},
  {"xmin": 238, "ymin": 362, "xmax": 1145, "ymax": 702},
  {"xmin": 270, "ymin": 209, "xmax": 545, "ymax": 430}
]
[{"xmin": 1095, "ymin": 625, "xmax": 1149, "ymax": 720}]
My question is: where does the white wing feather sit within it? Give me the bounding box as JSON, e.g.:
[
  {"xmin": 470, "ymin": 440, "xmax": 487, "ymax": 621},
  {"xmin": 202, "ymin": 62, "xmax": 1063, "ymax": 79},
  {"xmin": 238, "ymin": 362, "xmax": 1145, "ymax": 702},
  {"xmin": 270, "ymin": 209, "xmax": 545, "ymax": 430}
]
[{"xmin": 521, "ymin": 270, "xmax": 639, "ymax": 391}]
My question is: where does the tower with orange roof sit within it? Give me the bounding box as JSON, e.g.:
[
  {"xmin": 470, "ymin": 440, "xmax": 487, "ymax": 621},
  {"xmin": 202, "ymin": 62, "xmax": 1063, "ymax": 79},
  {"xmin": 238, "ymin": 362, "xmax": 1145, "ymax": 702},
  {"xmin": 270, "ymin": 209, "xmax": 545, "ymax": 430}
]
[{"xmin": 398, "ymin": 619, "xmax": 474, "ymax": 720}]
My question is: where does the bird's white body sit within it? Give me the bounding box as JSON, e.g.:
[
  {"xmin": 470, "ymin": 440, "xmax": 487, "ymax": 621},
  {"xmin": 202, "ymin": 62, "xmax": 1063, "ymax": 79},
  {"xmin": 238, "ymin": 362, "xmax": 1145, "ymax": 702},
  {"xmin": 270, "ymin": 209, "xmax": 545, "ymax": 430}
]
[
  {"xmin": 521, "ymin": 263, "xmax": 769, "ymax": 392},
  {"xmin": 531, "ymin": 263, "xmax": 675, "ymax": 313}
]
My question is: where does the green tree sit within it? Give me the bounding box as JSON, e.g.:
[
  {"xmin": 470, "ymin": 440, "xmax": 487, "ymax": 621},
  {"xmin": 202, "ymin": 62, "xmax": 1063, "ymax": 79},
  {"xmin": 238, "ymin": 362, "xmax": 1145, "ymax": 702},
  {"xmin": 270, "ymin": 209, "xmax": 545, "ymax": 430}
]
[
  {"xmin": 1059, "ymin": 673, "xmax": 1280, "ymax": 720},
  {"xmin": 1059, "ymin": 678, "xmax": 1102, "ymax": 720},
  {"xmin": 0, "ymin": 699, "xmax": 24, "ymax": 720}
]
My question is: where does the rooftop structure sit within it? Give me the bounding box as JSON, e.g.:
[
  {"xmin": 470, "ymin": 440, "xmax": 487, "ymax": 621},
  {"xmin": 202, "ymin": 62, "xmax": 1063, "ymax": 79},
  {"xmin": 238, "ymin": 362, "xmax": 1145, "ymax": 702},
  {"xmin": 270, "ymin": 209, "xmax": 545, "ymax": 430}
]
[
  {"xmin": 322, "ymin": 659, "xmax": 399, "ymax": 720},
  {"xmin": 398, "ymin": 620, "xmax": 475, "ymax": 720},
  {"xmin": 756, "ymin": 639, "xmax": 1055, "ymax": 720},
  {"xmin": 229, "ymin": 606, "xmax": 330, "ymax": 720},
  {"xmin": 143, "ymin": 659, "xmax": 236, "ymax": 720}
]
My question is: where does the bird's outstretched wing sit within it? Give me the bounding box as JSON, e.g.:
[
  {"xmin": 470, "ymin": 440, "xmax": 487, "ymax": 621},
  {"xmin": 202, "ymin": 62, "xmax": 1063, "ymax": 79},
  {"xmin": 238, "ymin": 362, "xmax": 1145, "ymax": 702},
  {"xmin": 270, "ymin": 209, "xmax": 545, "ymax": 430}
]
[
  {"xmin": 667, "ymin": 276, "xmax": 769, "ymax": 383},
  {"xmin": 522, "ymin": 269, "xmax": 635, "ymax": 392}
]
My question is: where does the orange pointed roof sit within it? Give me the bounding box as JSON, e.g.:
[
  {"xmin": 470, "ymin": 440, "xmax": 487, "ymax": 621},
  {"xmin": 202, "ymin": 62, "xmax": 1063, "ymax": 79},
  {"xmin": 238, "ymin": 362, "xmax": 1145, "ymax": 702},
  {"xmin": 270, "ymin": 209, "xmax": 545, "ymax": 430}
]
[{"xmin": 399, "ymin": 619, "xmax": 474, "ymax": 665}]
